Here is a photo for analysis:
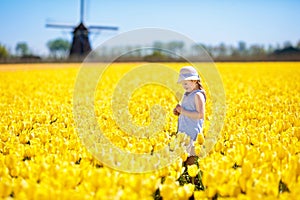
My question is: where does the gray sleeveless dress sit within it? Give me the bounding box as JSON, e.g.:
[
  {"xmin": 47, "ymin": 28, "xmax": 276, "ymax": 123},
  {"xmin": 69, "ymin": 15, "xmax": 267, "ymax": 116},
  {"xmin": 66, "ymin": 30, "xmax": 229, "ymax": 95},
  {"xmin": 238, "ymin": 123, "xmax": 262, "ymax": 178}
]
[{"xmin": 178, "ymin": 89, "xmax": 205, "ymax": 141}]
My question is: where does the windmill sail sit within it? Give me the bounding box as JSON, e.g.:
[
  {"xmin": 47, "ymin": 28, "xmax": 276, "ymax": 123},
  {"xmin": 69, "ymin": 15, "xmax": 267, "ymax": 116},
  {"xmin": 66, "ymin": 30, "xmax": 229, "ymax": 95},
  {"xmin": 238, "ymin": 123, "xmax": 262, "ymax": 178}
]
[
  {"xmin": 88, "ymin": 25, "xmax": 118, "ymax": 30},
  {"xmin": 46, "ymin": 24, "xmax": 75, "ymax": 29}
]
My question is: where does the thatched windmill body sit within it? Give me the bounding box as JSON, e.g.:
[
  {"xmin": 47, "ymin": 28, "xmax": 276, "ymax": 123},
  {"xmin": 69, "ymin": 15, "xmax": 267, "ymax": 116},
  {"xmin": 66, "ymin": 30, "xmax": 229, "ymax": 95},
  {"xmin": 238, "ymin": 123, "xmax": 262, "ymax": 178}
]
[{"xmin": 46, "ymin": 0, "xmax": 118, "ymax": 58}]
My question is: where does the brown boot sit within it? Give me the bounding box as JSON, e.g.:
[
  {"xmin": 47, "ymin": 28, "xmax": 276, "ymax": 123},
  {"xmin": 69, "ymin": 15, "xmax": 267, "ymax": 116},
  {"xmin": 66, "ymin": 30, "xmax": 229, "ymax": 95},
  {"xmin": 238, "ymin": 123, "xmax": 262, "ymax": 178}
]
[{"xmin": 185, "ymin": 156, "xmax": 198, "ymax": 165}]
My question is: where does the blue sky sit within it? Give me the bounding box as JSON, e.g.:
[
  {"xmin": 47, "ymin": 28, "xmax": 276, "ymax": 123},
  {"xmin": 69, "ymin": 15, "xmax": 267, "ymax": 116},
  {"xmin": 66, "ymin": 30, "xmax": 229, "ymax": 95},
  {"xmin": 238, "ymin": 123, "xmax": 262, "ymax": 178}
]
[{"xmin": 1, "ymin": 0, "xmax": 300, "ymax": 55}]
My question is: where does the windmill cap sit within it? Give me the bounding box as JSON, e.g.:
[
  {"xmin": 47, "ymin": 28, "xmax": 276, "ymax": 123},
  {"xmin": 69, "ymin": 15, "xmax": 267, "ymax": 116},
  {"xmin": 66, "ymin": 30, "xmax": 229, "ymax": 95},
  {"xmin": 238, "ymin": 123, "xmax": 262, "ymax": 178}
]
[{"xmin": 177, "ymin": 66, "xmax": 200, "ymax": 83}]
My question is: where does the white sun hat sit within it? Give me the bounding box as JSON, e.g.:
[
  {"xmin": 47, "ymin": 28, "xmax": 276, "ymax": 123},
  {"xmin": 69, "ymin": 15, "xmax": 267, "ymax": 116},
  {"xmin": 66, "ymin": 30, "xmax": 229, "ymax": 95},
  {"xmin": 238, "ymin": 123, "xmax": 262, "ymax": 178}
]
[{"xmin": 177, "ymin": 66, "xmax": 200, "ymax": 83}]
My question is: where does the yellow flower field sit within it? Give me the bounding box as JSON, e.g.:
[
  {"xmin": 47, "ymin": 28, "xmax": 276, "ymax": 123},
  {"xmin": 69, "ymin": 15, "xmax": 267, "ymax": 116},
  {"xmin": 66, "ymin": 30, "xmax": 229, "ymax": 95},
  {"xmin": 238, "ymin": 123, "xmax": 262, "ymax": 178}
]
[{"xmin": 0, "ymin": 62, "xmax": 300, "ymax": 199}]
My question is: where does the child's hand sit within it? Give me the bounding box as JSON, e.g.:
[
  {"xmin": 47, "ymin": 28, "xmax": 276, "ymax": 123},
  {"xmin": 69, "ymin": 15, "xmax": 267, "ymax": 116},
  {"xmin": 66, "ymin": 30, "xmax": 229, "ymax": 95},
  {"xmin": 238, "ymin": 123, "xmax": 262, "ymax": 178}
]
[
  {"xmin": 175, "ymin": 104, "xmax": 182, "ymax": 114},
  {"xmin": 173, "ymin": 107, "xmax": 180, "ymax": 116}
]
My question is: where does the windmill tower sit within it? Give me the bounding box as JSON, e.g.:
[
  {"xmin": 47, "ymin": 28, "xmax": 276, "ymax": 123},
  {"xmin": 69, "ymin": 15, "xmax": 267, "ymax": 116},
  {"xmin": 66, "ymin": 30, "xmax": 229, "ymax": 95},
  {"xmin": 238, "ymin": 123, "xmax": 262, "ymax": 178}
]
[{"xmin": 46, "ymin": 0, "xmax": 118, "ymax": 58}]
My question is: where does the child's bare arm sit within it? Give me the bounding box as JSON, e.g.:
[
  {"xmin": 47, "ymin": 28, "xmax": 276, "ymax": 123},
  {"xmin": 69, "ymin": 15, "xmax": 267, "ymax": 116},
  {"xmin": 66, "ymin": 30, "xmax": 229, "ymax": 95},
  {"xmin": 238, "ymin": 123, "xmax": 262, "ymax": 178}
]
[{"xmin": 175, "ymin": 93, "xmax": 205, "ymax": 120}]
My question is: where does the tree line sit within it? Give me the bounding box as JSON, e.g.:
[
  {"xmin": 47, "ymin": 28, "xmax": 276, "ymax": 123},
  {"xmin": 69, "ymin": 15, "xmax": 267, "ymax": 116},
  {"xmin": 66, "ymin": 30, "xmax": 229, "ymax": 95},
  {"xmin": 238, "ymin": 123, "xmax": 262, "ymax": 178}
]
[
  {"xmin": 0, "ymin": 38, "xmax": 300, "ymax": 61},
  {"xmin": 0, "ymin": 38, "xmax": 70, "ymax": 60}
]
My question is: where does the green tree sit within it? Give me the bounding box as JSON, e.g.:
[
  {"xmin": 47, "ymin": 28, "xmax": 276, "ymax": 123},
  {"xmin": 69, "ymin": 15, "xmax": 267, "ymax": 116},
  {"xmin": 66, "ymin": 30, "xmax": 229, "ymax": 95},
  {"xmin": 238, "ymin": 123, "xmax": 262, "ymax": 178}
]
[
  {"xmin": 266, "ymin": 44, "xmax": 275, "ymax": 54},
  {"xmin": 249, "ymin": 44, "xmax": 266, "ymax": 56},
  {"xmin": 153, "ymin": 41, "xmax": 164, "ymax": 50},
  {"xmin": 283, "ymin": 41, "xmax": 293, "ymax": 48},
  {"xmin": 0, "ymin": 43, "xmax": 9, "ymax": 58},
  {"xmin": 167, "ymin": 41, "xmax": 184, "ymax": 55},
  {"xmin": 191, "ymin": 43, "xmax": 206, "ymax": 56},
  {"xmin": 296, "ymin": 40, "xmax": 300, "ymax": 49},
  {"xmin": 238, "ymin": 41, "xmax": 247, "ymax": 56},
  {"xmin": 16, "ymin": 42, "xmax": 30, "ymax": 56},
  {"xmin": 47, "ymin": 38, "xmax": 70, "ymax": 58}
]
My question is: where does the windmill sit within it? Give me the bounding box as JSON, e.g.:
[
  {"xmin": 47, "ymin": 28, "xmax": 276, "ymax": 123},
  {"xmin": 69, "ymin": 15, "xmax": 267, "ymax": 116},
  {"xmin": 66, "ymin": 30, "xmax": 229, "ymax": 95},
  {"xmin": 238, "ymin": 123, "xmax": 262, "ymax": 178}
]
[{"xmin": 46, "ymin": 0, "xmax": 118, "ymax": 58}]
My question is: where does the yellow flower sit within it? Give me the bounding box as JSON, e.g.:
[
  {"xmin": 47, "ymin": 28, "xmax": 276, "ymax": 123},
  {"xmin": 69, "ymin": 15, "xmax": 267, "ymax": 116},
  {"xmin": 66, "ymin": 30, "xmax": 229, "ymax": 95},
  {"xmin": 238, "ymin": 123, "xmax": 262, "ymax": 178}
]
[
  {"xmin": 187, "ymin": 164, "xmax": 200, "ymax": 178},
  {"xmin": 206, "ymin": 186, "xmax": 217, "ymax": 198},
  {"xmin": 0, "ymin": 178, "xmax": 12, "ymax": 198},
  {"xmin": 242, "ymin": 160, "xmax": 253, "ymax": 179},
  {"xmin": 177, "ymin": 183, "xmax": 194, "ymax": 200},
  {"xmin": 160, "ymin": 184, "xmax": 176, "ymax": 200},
  {"xmin": 160, "ymin": 176, "xmax": 179, "ymax": 200},
  {"xmin": 238, "ymin": 175, "xmax": 247, "ymax": 192},
  {"xmin": 193, "ymin": 190, "xmax": 207, "ymax": 200},
  {"xmin": 194, "ymin": 145, "xmax": 202, "ymax": 155},
  {"xmin": 181, "ymin": 152, "xmax": 188, "ymax": 162},
  {"xmin": 196, "ymin": 133, "xmax": 205, "ymax": 145},
  {"xmin": 214, "ymin": 141, "xmax": 222, "ymax": 152},
  {"xmin": 0, "ymin": 132, "xmax": 9, "ymax": 142},
  {"xmin": 9, "ymin": 167, "xmax": 19, "ymax": 177},
  {"xmin": 183, "ymin": 183, "xmax": 195, "ymax": 198}
]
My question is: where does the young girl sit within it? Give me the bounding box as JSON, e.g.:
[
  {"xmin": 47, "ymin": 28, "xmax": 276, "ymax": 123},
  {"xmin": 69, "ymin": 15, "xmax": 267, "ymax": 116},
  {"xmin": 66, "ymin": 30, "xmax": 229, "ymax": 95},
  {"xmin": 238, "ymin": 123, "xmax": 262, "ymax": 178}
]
[{"xmin": 173, "ymin": 66, "xmax": 206, "ymax": 165}]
